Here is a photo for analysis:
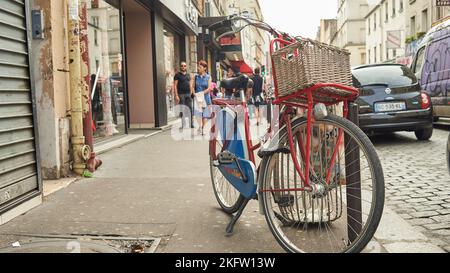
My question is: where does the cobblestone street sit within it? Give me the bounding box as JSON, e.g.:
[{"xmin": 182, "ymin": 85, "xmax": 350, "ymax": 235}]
[{"xmin": 371, "ymin": 125, "xmax": 450, "ymax": 252}]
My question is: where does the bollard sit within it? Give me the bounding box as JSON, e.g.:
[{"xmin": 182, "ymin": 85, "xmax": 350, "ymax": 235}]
[{"xmin": 345, "ymin": 102, "xmax": 362, "ymax": 243}]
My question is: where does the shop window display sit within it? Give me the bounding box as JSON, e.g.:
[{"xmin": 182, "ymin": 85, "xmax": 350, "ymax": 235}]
[
  {"xmin": 88, "ymin": 0, "xmax": 125, "ymax": 140},
  {"xmin": 163, "ymin": 27, "xmax": 181, "ymax": 122}
]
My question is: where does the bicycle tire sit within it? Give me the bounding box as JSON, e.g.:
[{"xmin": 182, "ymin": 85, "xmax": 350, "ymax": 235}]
[
  {"xmin": 259, "ymin": 114, "xmax": 385, "ymax": 253},
  {"xmin": 209, "ymin": 127, "xmax": 246, "ymax": 214}
]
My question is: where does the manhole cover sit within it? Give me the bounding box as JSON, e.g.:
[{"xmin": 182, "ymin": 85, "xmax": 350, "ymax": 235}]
[{"xmin": 0, "ymin": 234, "xmax": 161, "ymax": 253}]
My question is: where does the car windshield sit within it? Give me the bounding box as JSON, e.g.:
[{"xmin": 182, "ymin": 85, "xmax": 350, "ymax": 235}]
[{"xmin": 352, "ymin": 65, "xmax": 418, "ymax": 88}]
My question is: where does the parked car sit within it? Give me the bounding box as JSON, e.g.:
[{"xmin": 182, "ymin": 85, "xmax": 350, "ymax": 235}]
[
  {"xmin": 411, "ymin": 18, "xmax": 450, "ymax": 120},
  {"xmin": 352, "ymin": 63, "xmax": 434, "ymax": 141}
]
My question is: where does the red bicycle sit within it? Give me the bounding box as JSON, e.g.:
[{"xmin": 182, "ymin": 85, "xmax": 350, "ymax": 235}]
[{"xmin": 209, "ymin": 16, "xmax": 385, "ymax": 253}]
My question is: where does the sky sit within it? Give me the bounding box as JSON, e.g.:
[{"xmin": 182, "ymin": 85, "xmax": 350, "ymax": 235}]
[{"xmin": 259, "ymin": 0, "xmax": 340, "ymax": 39}]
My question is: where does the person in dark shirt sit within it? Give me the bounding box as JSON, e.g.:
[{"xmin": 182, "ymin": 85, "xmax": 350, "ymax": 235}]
[
  {"xmin": 174, "ymin": 62, "xmax": 194, "ymax": 129},
  {"xmin": 250, "ymin": 67, "xmax": 266, "ymax": 126},
  {"xmin": 221, "ymin": 67, "xmax": 236, "ymax": 99}
]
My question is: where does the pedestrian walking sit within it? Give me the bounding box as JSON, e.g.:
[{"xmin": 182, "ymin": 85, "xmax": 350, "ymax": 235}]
[
  {"xmin": 191, "ymin": 60, "xmax": 212, "ymax": 135},
  {"xmin": 174, "ymin": 62, "xmax": 194, "ymax": 129},
  {"xmin": 250, "ymin": 67, "xmax": 266, "ymax": 126}
]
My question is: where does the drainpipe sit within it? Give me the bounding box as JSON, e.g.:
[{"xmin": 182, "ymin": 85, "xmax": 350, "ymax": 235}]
[
  {"xmin": 79, "ymin": 0, "xmax": 101, "ymax": 172},
  {"xmin": 67, "ymin": 0, "xmax": 87, "ymax": 175}
]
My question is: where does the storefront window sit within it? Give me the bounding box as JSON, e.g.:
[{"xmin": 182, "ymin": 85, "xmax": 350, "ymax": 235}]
[
  {"xmin": 88, "ymin": 1, "xmax": 125, "ymax": 141},
  {"xmin": 163, "ymin": 26, "xmax": 181, "ymax": 122}
]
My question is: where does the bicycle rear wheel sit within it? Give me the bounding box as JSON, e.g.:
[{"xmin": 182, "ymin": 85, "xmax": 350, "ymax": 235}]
[
  {"xmin": 259, "ymin": 114, "xmax": 384, "ymax": 253},
  {"xmin": 210, "ymin": 116, "xmax": 246, "ymax": 214}
]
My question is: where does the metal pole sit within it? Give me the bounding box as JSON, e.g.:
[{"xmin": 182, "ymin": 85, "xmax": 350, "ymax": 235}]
[
  {"xmin": 67, "ymin": 0, "xmax": 86, "ymax": 175},
  {"xmin": 79, "ymin": 0, "xmax": 101, "ymax": 173},
  {"xmin": 345, "ymin": 102, "xmax": 362, "ymax": 243}
]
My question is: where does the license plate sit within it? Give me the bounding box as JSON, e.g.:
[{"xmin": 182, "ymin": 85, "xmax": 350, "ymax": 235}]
[{"xmin": 374, "ymin": 102, "xmax": 406, "ymax": 112}]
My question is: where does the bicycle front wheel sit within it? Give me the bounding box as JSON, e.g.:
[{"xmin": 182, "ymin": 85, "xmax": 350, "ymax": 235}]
[{"xmin": 260, "ymin": 114, "xmax": 384, "ymax": 253}]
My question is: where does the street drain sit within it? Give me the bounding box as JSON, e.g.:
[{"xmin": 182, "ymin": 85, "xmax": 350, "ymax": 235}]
[{"xmin": 0, "ymin": 234, "xmax": 161, "ymax": 253}]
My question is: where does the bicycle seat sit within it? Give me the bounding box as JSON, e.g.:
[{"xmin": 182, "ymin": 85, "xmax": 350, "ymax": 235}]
[{"xmin": 221, "ymin": 74, "xmax": 249, "ymax": 90}]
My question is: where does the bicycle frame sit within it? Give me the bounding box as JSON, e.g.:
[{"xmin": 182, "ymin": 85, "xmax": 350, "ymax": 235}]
[{"xmin": 210, "ymin": 90, "xmax": 275, "ymax": 165}]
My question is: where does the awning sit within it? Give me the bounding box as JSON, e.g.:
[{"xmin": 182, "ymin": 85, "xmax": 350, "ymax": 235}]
[{"xmin": 231, "ymin": 61, "xmax": 253, "ymax": 74}]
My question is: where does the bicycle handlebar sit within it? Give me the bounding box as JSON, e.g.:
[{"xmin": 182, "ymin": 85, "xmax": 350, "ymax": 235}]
[{"xmin": 212, "ymin": 15, "xmax": 294, "ymax": 43}]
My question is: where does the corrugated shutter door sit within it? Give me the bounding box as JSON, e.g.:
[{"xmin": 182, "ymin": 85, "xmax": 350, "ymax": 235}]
[{"xmin": 0, "ymin": 0, "xmax": 40, "ymax": 208}]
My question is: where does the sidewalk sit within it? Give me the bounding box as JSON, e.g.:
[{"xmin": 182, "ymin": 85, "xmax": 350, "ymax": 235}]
[{"xmin": 0, "ymin": 130, "xmax": 444, "ymax": 253}]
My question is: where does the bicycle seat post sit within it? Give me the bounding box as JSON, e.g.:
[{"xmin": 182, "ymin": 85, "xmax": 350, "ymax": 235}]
[{"xmin": 240, "ymin": 89, "xmax": 246, "ymax": 104}]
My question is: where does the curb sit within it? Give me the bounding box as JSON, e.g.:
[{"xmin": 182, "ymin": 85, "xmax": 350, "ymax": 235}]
[
  {"xmin": 371, "ymin": 205, "xmax": 445, "ymax": 253},
  {"xmin": 95, "ymin": 120, "xmax": 179, "ymax": 155},
  {"xmin": 96, "ymin": 134, "xmax": 146, "ymax": 155}
]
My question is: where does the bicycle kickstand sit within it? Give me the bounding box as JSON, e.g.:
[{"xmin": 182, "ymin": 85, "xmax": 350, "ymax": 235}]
[{"xmin": 225, "ymin": 198, "xmax": 251, "ymax": 237}]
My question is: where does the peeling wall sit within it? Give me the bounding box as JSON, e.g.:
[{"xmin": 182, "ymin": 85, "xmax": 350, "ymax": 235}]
[{"xmin": 31, "ymin": 0, "xmax": 71, "ymax": 179}]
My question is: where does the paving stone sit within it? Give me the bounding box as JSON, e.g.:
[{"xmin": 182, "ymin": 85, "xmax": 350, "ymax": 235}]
[
  {"xmin": 408, "ymin": 218, "xmax": 436, "ymax": 226},
  {"xmin": 398, "ymin": 214, "xmax": 413, "ymax": 220},
  {"xmin": 383, "ymin": 242, "xmax": 445, "ymax": 253},
  {"xmin": 424, "ymin": 222, "xmax": 450, "ymax": 230},
  {"xmin": 428, "ymin": 196, "xmax": 449, "ymax": 201},
  {"xmin": 429, "ymin": 238, "xmax": 448, "ymax": 247},
  {"xmin": 387, "ymin": 201, "xmax": 407, "ymax": 206},
  {"xmin": 423, "ymin": 200, "xmax": 446, "ymax": 206},
  {"xmin": 410, "ymin": 211, "xmax": 440, "ymax": 218},
  {"xmin": 431, "ymin": 214, "xmax": 450, "ymax": 223},
  {"xmin": 413, "ymin": 226, "xmax": 427, "ymax": 233},
  {"xmin": 414, "ymin": 205, "xmax": 443, "ymax": 212},
  {"xmin": 405, "ymin": 198, "xmax": 429, "ymax": 204},
  {"xmin": 435, "ymin": 191, "xmax": 450, "ymax": 196},
  {"xmin": 409, "ymin": 193, "xmax": 436, "ymax": 198},
  {"xmin": 431, "ymin": 229, "xmax": 450, "ymax": 236},
  {"xmin": 438, "ymin": 209, "xmax": 450, "ymax": 215},
  {"xmin": 389, "ymin": 196, "xmax": 410, "ymax": 201}
]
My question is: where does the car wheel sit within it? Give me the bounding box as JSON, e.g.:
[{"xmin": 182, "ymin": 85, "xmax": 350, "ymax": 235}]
[{"xmin": 415, "ymin": 128, "xmax": 433, "ymax": 141}]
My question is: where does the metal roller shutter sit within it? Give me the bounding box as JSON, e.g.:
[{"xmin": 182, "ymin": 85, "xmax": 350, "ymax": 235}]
[{"xmin": 0, "ymin": 0, "xmax": 41, "ymax": 211}]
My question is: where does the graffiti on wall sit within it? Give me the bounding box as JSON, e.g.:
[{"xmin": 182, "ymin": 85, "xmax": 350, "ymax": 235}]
[{"xmin": 421, "ymin": 28, "xmax": 450, "ymax": 101}]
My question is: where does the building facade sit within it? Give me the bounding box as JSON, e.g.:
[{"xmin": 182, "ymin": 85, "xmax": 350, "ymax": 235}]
[
  {"xmin": 364, "ymin": 0, "xmax": 450, "ymax": 65},
  {"xmin": 332, "ymin": 0, "xmax": 369, "ymax": 66},
  {"xmin": 365, "ymin": 0, "xmax": 406, "ymax": 64},
  {"xmin": 198, "ymin": 0, "xmax": 267, "ymax": 81},
  {"xmin": 238, "ymin": 0, "xmax": 266, "ymax": 71},
  {"xmin": 406, "ymin": 0, "xmax": 450, "ymax": 37},
  {"xmin": 404, "ymin": 0, "xmax": 450, "ymax": 60},
  {"xmin": 317, "ymin": 19, "xmax": 338, "ymax": 45}
]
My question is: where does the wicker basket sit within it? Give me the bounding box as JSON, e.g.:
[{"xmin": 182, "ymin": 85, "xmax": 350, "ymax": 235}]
[{"xmin": 272, "ymin": 38, "xmax": 355, "ymax": 104}]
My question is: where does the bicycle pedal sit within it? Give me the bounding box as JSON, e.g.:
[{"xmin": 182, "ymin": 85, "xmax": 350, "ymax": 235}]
[
  {"xmin": 258, "ymin": 146, "xmax": 290, "ymax": 158},
  {"xmin": 218, "ymin": 151, "xmax": 235, "ymax": 165}
]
